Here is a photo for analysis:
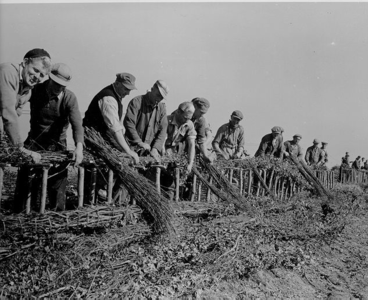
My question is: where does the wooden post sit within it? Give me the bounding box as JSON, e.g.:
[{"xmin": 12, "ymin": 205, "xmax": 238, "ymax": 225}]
[
  {"xmin": 229, "ymin": 169, "xmax": 234, "ymax": 185},
  {"xmin": 78, "ymin": 166, "xmax": 84, "ymax": 208},
  {"xmin": 156, "ymin": 167, "xmax": 161, "ymax": 196},
  {"xmin": 280, "ymin": 178, "xmax": 285, "ymax": 200},
  {"xmin": 190, "ymin": 174, "xmax": 197, "ymax": 202},
  {"xmin": 107, "ymin": 169, "xmax": 114, "ymax": 204},
  {"xmin": 175, "ymin": 168, "xmax": 180, "ymax": 202},
  {"xmin": 268, "ymin": 169, "xmax": 274, "ymax": 190},
  {"xmin": 256, "ymin": 170, "xmax": 261, "ymax": 197},
  {"xmin": 0, "ymin": 165, "xmax": 4, "ymax": 208},
  {"xmin": 239, "ymin": 170, "xmax": 243, "ymax": 195},
  {"xmin": 274, "ymin": 176, "xmax": 279, "ymax": 197},
  {"xmin": 247, "ymin": 169, "xmax": 252, "ymax": 196},
  {"xmin": 39, "ymin": 166, "xmax": 50, "ymax": 214},
  {"xmin": 207, "ymin": 176, "xmax": 212, "ymax": 202},
  {"xmin": 197, "ymin": 181, "xmax": 202, "ymax": 202},
  {"xmin": 262, "ymin": 169, "xmax": 267, "ymax": 196}
]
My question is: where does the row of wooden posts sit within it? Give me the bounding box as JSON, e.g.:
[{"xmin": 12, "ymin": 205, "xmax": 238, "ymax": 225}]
[
  {"xmin": 339, "ymin": 167, "xmax": 368, "ymax": 184},
  {"xmin": 0, "ymin": 163, "xmax": 366, "ymax": 214}
]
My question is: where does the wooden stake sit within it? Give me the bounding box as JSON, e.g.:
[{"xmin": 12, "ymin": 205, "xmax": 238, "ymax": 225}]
[
  {"xmin": 155, "ymin": 167, "xmax": 161, "ymax": 196},
  {"xmin": 78, "ymin": 166, "xmax": 84, "ymax": 208},
  {"xmin": 247, "ymin": 169, "xmax": 252, "ymax": 196},
  {"xmin": 268, "ymin": 169, "xmax": 274, "ymax": 190},
  {"xmin": 0, "ymin": 165, "xmax": 4, "ymax": 208},
  {"xmin": 198, "ymin": 180, "xmax": 202, "ymax": 202},
  {"xmin": 280, "ymin": 178, "xmax": 285, "ymax": 200},
  {"xmin": 39, "ymin": 166, "xmax": 50, "ymax": 214},
  {"xmin": 239, "ymin": 170, "xmax": 243, "ymax": 195},
  {"xmin": 190, "ymin": 174, "xmax": 197, "ymax": 202},
  {"xmin": 175, "ymin": 168, "xmax": 180, "ymax": 202},
  {"xmin": 229, "ymin": 169, "xmax": 234, "ymax": 185},
  {"xmin": 262, "ymin": 169, "xmax": 267, "ymax": 196},
  {"xmin": 207, "ymin": 176, "xmax": 212, "ymax": 202},
  {"xmin": 107, "ymin": 169, "xmax": 114, "ymax": 204}
]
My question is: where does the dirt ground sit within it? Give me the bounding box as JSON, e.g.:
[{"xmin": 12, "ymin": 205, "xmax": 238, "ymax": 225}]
[{"xmin": 1, "ymin": 167, "xmax": 368, "ymax": 299}]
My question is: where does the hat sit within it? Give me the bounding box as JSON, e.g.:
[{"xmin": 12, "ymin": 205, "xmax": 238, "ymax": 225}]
[
  {"xmin": 322, "ymin": 141, "xmax": 328, "ymax": 145},
  {"xmin": 271, "ymin": 126, "xmax": 282, "ymax": 133},
  {"xmin": 24, "ymin": 48, "xmax": 51, "ymax": 59},
  {"xmin": 116, "ymin": 73, "xmax": 137, "ymax": 90},
  {"xmin": 155, "ymin": 80, "xmax": 169, "ymax": 98},
  {"xmin": 178, "ymin": 102, "xmax": 195, "ymax": 119},
  {"xmin": 192, "ymin": 97, "xmax": 210, "ymax": 113},
  {"xmin": 231, "ymin": 110, "xmax": 243, "ymax": 120},
  {"xmin": 313, "ymin": 139, "xmax": 320, "ymax": 144},
  {"xmin": 293, "ymin": 134, "xmax": 302, "ymax": 139},
  {"xmin": 49, "ymin": 63, "xmax": 72, "ymax": 86}
]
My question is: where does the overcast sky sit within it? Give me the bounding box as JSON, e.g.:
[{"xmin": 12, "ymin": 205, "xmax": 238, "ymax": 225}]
[{"xmin": 1, "ymin": 2, "xmax": 367, "ymax": 167}]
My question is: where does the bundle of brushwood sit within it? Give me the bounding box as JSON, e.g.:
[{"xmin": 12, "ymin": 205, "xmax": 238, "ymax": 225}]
[
  {"xmin": 84, "ymin": 127, "xmax": 175, "ymax": 234},
  {"xmin": 193, "ymin": 157, "xmax": 256, "ymax": 217},
  {"xmin": 0, "ymin": 205, "xmax": 146, "ymax": 237}
]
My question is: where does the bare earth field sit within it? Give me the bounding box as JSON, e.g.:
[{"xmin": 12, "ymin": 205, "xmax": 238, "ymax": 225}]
[{"xmin": 0, "ymin": 168, "xmax": 368, "ymax": 299}]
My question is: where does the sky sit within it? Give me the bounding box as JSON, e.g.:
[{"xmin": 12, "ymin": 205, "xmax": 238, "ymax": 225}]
[{"xmin": 0, "ymin": 2, "xmax": 367, "ymax": 167}]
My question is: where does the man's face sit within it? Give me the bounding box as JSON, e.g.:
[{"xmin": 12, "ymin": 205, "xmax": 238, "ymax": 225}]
[
  {"xmin": 48, "ymin": 80, "xmax": 65, "ymax": 96},
  {"xmin": 116, "ymin": 82, "xmax": 131, "ymax": 98},
  {"xmin": 272, "ymin": 132, "xmax": 280, "ymax": 138},
  {"xmin": 313, "ymin": 143, "xmax": 319, "ymax": 147},
  {"xmin": 229, "ymin": 116, "xmax": 241, "ymax": 126},
  {"xmin": 150, "ymin": 85, "xmax": 164, "ymax": 105},
  {"xmin": 293, "ymin": 136, "xmax": 301, "ymax": 144},
  {"xmin": 177, "ymin": 110, "xmax": 193, "ymax": 124},
  {"xmin": 22, "ymin": 59, "xmax": 48, "ymax": 87}
]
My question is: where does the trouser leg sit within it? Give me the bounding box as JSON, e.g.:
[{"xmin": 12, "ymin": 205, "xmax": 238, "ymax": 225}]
[{"xmin": 14, "ymin": 165, "xmax": 34, "ymax": 213}]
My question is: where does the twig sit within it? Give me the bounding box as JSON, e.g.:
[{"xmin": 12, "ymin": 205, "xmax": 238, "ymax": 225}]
[
  {"xmin": 86, "ymin": 266, "xmax": 100, "ymax": 296},
  {"xmin": 214, "ymin": 234, "xmax": 242, "ymax": 263}
]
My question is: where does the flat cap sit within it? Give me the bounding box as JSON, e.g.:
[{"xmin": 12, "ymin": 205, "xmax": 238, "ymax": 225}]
[
  {"xmin": 116, "ymin": 73, "xmax": 137, "ymax": 90},
  {"xmin": 313, "ymin": 139, "xmax": 320, "ymax": 144},
  {"xmin": 293, "ymin": 134, "xmax": 302, "ymax": 139},
  {"xmin": 192, "ymin": 97, "xmax": 210, "ymax": 113},
  {"xmin": 322, "ymin": 141, "xmax": 328, "ymax": 145},
  {"xmin": 24, "ymin": 48, "xmax": 51, "ymax": 59},
  {"xmin": 231, "ymin": 110, "xmax": 243, "ymax": 120},
  {"xmin": 155, "ymin": 80, "xmax": 169, "ymax": 98},
  {"xmin": 271, "ymin": 126, "xmax": 282, "ymax": 133}
]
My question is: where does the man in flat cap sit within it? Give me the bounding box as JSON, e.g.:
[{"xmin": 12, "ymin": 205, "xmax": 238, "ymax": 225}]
[
  {"xmin": 284, "ymin": 134, "xmax": 303, "ymax": 159},
  {"xmin": 165, "ymin": 102, "xmax": 197, "ymax": 172},
  {"xmin": 305, "ymin": 139, "xmax": 324, "ymax": 167},
  {"xmin": 123, "ymin": 80, "xmax": 169, "ymax": 161},
  {"xmin": 190, "ymin": 97, "xmax": 213, "ymax": 163},
  {"xmin": 83, "ymin": 72, "xmax": 139, "ymax": 164},
  {"xmin": 0, "ymin": 48, "xmax": 52, "ymax": 163},
  {"xmin": 321, "ymin": 141, "xmax": 329, "ymax": 166},
  {"xmin": 254, "ymin": 126, "xmax": 284, "ymax": 159},
  {"xmin": 352, "ymin": 156, "xmax": 361, "ymax": 170},
  {"xmin": 212, "ymin": 110, "xmax": 245, "ymax": 160},
  {"xmin": 15, "ymin": 63, "xmax": 84, "ymax": 211}
]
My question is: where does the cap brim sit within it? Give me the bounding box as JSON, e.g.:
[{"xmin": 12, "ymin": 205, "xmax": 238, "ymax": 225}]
[
  {"xmin": 232, "ymin": 116, "xmax": 242, "ymax": 120},
  {"xmin": 49, "ymin": 73, "xmax": 70, "ymax": 86},
  {"xmin": 122, "ymin": 83, "xmax": 137, "ymax": 90},
  {"xmin": 157, "ymin": 85, "xmax": 167, "ymax": 99}
]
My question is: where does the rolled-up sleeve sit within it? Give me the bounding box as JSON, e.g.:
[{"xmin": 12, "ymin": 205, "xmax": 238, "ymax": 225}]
[
  {"xmin": 0, "ymin": 64, "xmax": 22, "ymax": 146},
  {"xmin": 66, "ymin": 92, "xmax": 84, "ymax": 145},
  {"xmin": 98, "ymin": 96, "xmax": 124, "ymax": 134},
  {"xmin": 123, "ymin": 98, "xmax": 142, "ymax": 145},
  {"xmin": 237, "ymin": 127, "xmax": 245, "ymax": 149},
  {"xmin": 152, "ymin": 105, "xmax": 168, "ymax": 151}
]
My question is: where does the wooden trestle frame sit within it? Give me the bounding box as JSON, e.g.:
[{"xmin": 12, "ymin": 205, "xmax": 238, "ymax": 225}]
[{"xmin": 0, "ymin": 163, "xmax": 364, "ymax": 213}]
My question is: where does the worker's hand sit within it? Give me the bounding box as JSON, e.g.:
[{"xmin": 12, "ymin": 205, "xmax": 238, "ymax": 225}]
[
  {"xmin": 139, "ymin": 142, "xmax": 151, "ymax": 151},
  {"xmin": 150, "ymin": 148, "xmax": 161, "ymax": 162},
  {"xmin": 203, "ymin": 155, "xmax": 212, "ymax": 164},
  {"xmin": 73, "ymin": 143, "xmax": 84, "ymax": 167},
  {"xmin": 19, "ymin": 147, "xmax": 41, "ymax": 164},
  {"xmin": 221, "ymin": 151, "xmax": 230, "ymax": 160},
  {"xmin": 284, "ymin": 152, "xmax": 290, "ymax": 157},
  {"xmin": 234, "ymin": 151, "xmax": 242, "ymax": 159},
  {"xmin": 186, "ymin": 162, "xmax": 193, "ymax": 173},
  {"xmin": 129, "ymin": 150, "xmax": 140, "ymax": 165}
]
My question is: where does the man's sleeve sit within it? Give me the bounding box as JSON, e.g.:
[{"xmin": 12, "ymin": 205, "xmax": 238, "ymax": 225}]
[
  {"xmin": 257, "ymin": 137, "xmax": 268, "ymax": 157},
  {"xmin": 297, "ymin": 146, "xmax": 304, "ymax": 158},
  {"xmin": 98, "ymin": 96, "xmax": 124, "ymax": 134},
  {"xmin": 123, "ymin": 98, "xmax": 143, "ymax": 145},
  {"xmin": 305, "ymin": 148, "xmax": 310, "ymax": 163},
  {"xmin": 195, "ymin": 118, "xmax": 207, "ymax": 144},
  {"xmin": 152, "ymin": 104, "xmax": 168, "ymax": 151},
  {"xmin": 0, "ymin": 65, "xmax": 22, "ymax": 145},
  {"xmin": 186, "ymin": 122, "xmax": 197, "ymax": 139},
  {"xmin": 237, "ymin": 127, "xmax": 245, "ymax": 150},
  {"xmin": 212, "ymin": 125, "xmax": 223, "ymax": 145},
  {"xmin": 66, "ymin": 92, "xmax": 84, "ymax": 145}
]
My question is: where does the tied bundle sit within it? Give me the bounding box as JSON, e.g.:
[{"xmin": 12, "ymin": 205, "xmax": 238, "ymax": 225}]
[{"xmin": 84, "ymin": 127, "xmax": 175, "ymax": 234}]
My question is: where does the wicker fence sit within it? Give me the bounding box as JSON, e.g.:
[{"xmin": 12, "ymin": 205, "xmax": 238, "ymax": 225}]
[{"xmin": 339, "ymin": 167, "xmax": 368, "ymax": 184}]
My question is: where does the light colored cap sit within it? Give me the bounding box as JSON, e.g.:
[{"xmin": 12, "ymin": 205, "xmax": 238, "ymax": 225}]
[
  {"xmin": 155, "ymin": 80, "xmax": 169, "ymax": 98},
  {"xmin": 49, "ymin": 63, "xmax": 72, "ymax": 86}
]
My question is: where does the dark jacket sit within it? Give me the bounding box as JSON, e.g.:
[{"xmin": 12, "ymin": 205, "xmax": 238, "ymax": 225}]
[{"xmin": 255, "ymin": 133, "xmax": 284, "ymax": 158}]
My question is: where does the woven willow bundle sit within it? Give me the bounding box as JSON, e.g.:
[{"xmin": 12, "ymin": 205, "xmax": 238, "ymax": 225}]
[
  {"xmin": 0, "ymin": 205, "xmax": 143, "ymax": 237},
  {"xmin": 84, "ymin": 127, "xmax": 175, "ymax": 234}
]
